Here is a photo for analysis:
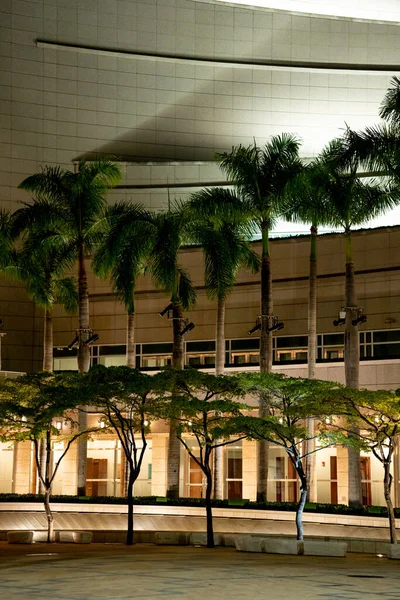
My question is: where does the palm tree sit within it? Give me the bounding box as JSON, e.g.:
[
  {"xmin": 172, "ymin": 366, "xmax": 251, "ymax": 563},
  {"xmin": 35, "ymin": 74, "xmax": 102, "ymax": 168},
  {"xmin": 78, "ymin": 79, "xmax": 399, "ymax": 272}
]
[
  {"xmin": 18, "ymin": 159, "xmax": 122, "ymax": 495},
  {"xmin": 93, "ymin": 202, "xmax": 155, "ymax": 368},
  {"xmin": 16, "ymin": 236, "xmax": 78, "ymax": 372},
  {"xmin": 280, "ymin": 161, "xmax": 331, "ymax": 502},
  {"xmin": 187, "ymin": 188, "xmax": 259, "ymax": 498},
  {"xmin": 218, "ymin": 135, "xmax": 303, "ymax": 501},
  {"xmin": 148, "ymin": 207, "xmax": 196, "ymax": 498},
  {"xmin": 310, "ymin": 138, "xmax": 398, "ymax": 506}
]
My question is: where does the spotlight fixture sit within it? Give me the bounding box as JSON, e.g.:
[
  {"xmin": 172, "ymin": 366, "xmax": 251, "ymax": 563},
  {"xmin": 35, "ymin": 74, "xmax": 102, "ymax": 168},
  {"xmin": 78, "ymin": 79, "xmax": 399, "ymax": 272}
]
[
  {"xmin": 333, "ymin": 317, "xmax": 346, "ymax": 327},
  {"xmin": 180, "ymin": 321, "xmax": 195, "ymax": 336},
  {"xmin": 159, "ymin": 303, "xmax": 173, "ymax": 317},
  {"xmin": 85, "ymin": 333, "xmax": 99, "ymax": 345},
  {"xmin": 67, "ymin": 335, "xmax": 79, "ymax": 350},
  {"xmin": 268, "ymin": 321, "xmax": 284, "ymax": 333},
  {"xmin": 248, "ymin": 321, "xmax": 261, "ymax": 336},
  {"xmin": 352, "ymin": 314, "xmax": 367, "ymax": 327}
]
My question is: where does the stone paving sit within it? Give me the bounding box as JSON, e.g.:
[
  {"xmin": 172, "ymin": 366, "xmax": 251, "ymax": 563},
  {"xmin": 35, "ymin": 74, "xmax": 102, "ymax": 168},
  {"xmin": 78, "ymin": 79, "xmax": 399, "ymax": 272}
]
[{"xmin": 0, "ymin": 543, "xmax": 400, "ymax": 600}]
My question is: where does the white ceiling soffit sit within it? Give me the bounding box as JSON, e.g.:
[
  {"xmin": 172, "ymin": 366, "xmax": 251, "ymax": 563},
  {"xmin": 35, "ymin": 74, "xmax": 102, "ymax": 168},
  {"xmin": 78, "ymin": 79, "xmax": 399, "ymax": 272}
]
[{"xmin": 209, "ymin": 0, "xmax": 400, "ymax": 24}]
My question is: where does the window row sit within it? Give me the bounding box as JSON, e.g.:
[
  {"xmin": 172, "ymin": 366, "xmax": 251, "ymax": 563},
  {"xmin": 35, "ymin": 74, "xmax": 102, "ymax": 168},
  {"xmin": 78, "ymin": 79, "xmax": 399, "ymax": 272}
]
[{"xmin": 53, "ymin": 328, "xmax": 400, "ymax": 370}]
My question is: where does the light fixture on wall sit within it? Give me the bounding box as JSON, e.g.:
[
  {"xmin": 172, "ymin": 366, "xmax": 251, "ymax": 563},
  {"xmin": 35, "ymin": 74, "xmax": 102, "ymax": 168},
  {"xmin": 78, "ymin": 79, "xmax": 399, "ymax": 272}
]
[
  {"xmin": 99, "ymin": 419, "xmax": 106, "ymax": 429},
  {"xmin": 55, "ymin": 420, "xmax": 62, "ymax": 430},
  {"xmin": 144, "ymin": 420, "xmax": 149, "ymax": 426}
]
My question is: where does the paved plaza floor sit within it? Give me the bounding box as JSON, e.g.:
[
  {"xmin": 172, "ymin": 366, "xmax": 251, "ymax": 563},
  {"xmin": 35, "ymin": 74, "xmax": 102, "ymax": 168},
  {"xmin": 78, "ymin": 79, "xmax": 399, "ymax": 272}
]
[{"xmin": 0, "ymin": 543, "xmax": 399, "ymax": 600}]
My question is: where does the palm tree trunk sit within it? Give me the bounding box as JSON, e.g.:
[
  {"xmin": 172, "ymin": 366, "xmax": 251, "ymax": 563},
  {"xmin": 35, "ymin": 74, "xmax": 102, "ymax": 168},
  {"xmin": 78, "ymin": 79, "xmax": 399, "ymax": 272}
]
[
  {"xmin": 306, "ymin": 225, "xmax": 317, "ymax": 502},
  {"xmin": 77, "ymin": 243, "xmax": 89, "ymax": 496},
  {"xmin": 167, "ymin": 301, "xmax": 184, "ymax": 498},
  {"xmin": 213, "ymin": 296, "xmax": 225, "ymax": 500},
  {"xmin": 43, "ymin": 307, "xmax": 53, "ymax": 372},
  {"xmin": 126, "ymin": 312, "xmax": 135, "ymax": 368},
  {"xmin": 258, "ymin": 223, "xmax": 271, "ymax": 502},
  {"xmin": 344, "ymin": 231, "xmax": 362, "ymax": 507}
]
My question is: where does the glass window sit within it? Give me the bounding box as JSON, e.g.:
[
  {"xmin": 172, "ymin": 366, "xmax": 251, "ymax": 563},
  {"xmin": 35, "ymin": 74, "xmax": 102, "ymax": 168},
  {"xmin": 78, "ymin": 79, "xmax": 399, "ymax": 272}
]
[
  {"xmin": 186, "ymin": 341, "xmax": 215, "ymax": 353},
  {"xmin": 276, "ymin": 336, "xmax": 308, "ymax": 348},
  {"xmin": 142, "ymin": 343, "xmax": 173, "ymax": 355},
  {"xmin": 231, "ymin": 338, "xmax": 260, "ymax": 351},
  {"xmin": 374, "ymin": 330, "xmax": 400, "ymax": 343},
  {"xmin": 99, "ymin": 345, "xmax": 126, "ymax": 356},
  {"xmin": 323, "ymin": 333, "xmax": 344, "ymax": 346},
  {"xmin": 0, "ymin": 442, "xmax": 13, "ymax": 493},
  {"xmin": 99, "ymin": 355, "xmax": 126, "ymax": 367},
  {"xmin": 226, "ymin": 443, "xmax": 242, "ymax": 499},
  {"xmin": 142, "ymin": 355, "xmax": 172, "ymax": 368},
  {"xmin": 373, "ymin": 344, "xmax": 400, "ymax": 358}
]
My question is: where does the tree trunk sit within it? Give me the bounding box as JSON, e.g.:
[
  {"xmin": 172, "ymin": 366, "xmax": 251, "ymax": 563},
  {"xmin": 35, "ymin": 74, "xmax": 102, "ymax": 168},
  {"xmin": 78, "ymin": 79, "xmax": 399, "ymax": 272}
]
[
  {"xmin": 167, "ymin": 302, "xmax": 184, "ymax": 498},
  {"xmin": 295, "ymin": 460, "xmax": 308, "ymax": 543},
  {"xmin": 383, "ymin": 460, "xmax": 397, "ymax": 545},
  {"xmin": 306, "ymin": 225, "xmax": 317, "ymax": 502},
  {"xmin": 258, "ymin": 224, "xmax": 271, "ymax": 502},
  {"xmin": 126, "ymin": 467, "xmax": 135, "ymax": 546},
  {"xmin": 77, "ymin": 244, "xmax": 89, "ymax": 496},
  {"xmin": 126, "ymin": 312, "xmax": 135, "ymax": 368},
  {"xmin": 344, "ymin": 231, "xmax": 362, "ymax": 507},
  {"xmin": 44, "ymin": 486, "xmax": 54, "ymax": 543},
  {"xmin": 43, "ymin": 307, "xmax": 53, "ymax": 372},
  {"xmin": 38, "ymin": 439, "xmax": 47, "ymax": 494},
  {"xmin": 213, "ymin": 296, "xmax": 225, "ymax": 500},
  {"xmin": 43, "ymin": 430, "xmax": 54, "ymax": 543},
  {"xmin": 205, "ymin": 461, "xmax": 214, "ymax": 548}
]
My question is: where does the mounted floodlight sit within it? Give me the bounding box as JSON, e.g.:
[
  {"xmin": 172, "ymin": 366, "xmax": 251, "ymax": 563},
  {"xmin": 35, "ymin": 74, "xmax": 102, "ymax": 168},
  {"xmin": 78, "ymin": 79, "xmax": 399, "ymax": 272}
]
[
  {"xmin": 85, "ymin": 333, "xmax": 99, "ymax": 345},
  {"xmin": 268, "ymin": 321, "xmax": 284, "ymax": 333},
  {"xmin": 180, "ymin": 322, "xmax": 195, "ymax": 336},
  {"xmin": 248, "ymin": 322, "xmax": 261, "ymax": 336},
  {"xmin": 159, "ymin": 303, "xmax": 173, "ymax": 317},
  {"xmin": 333, "ymin": 317, "xmax": 346, "ymax": 327},
  {"xmin": 352, "ymin": 314, "xmax": 367, "ymax": 326},
  {"xmin": 67, "ymin": 335, "xmax": 79, "ymax": 350}
]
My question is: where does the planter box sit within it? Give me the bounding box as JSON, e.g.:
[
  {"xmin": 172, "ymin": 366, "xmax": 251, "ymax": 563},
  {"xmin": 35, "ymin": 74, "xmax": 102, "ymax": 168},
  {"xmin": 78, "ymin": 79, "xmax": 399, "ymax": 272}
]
[
  {"xmin": 7, "ymin": 531, "xmax": 34, "ymax": 544},
  {"xmin": 155, "ymin": 532, "xmax": 190, "ymax": 546}
]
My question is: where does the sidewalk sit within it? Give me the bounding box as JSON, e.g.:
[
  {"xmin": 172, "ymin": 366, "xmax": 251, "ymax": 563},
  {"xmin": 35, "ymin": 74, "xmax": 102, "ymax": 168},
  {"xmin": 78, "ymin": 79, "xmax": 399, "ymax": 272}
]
[{"xmin": 0, "ymin": 543, "xmax": 399, "ymax": 600}]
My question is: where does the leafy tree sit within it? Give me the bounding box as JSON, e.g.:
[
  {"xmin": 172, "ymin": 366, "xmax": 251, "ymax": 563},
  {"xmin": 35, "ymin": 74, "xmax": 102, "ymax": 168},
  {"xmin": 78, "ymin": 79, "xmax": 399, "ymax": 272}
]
[
  {"xmin": 236, "ymin": 372, "xmax": 339, "ymax": 541},
  {"xmin": 158, "ymin": 368, "xmax": 248, "ymax": 547},
  {"xmin": 148, "ymin": 207, "xmax": 196, "ymax": 498},
  {"xmin": 320, "ymin": 387, "xmax": 400, "ymax": 545},
  {"xmin": 83, "ymin": 365, "xmax": 164, "ymax": 545},
  {"xmin": 218, "ymin": 135, "xmax": 303, "ymax": 501},
  {"xmin": 93, "ymin": 202, "xmax": 156, "ymax": 368},
  {"xmin": 186, "ymin": 188, "xmax": 259, "ymax": 498},
  {"xmin": 0, "ymin": 372, "xmax": 90, "ymax": 542},
  {"xmin": 17, "ymin": 159, "xmax": 122, "ymax": 495}
]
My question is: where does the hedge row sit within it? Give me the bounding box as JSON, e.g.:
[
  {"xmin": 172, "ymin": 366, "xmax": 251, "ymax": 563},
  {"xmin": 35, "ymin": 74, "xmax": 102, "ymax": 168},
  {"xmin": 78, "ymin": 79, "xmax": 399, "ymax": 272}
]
[{"xmin": 0, "ymin": 493, "xmax": 393, "ymax": 517}]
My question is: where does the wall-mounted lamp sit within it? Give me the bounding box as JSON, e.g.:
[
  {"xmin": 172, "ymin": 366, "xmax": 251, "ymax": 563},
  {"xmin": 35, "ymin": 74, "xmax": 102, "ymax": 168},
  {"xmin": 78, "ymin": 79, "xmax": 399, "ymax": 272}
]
[
  {"xmin": 144, "ymin": 420, "xmax": 149, "ymax": 426},
  {"xmin": 159, "ymin": 303, "xmax": 173, "ymax": 317},
  {"xmin": 180, "ymin": 321, "xmax": 195, "ymax": 336},
  {"xmin": 55, "ymin": 420, "xmax": 62, "ymax": 430},
  {"xmin": 99, "ymin": 419, "xmax": 105, "ymax": 429}
]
